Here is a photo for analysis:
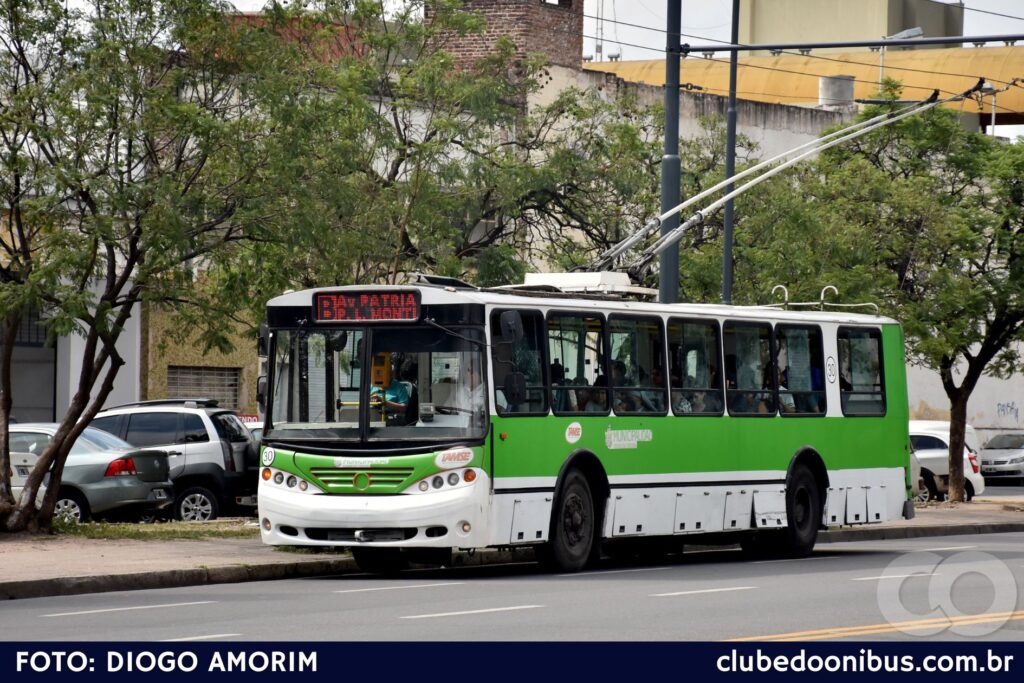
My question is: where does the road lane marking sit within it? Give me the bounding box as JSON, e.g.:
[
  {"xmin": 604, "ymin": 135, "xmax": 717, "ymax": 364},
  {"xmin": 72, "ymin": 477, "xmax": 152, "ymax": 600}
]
[
  {"xmin": 401, "ymin": 605, "xmax": 543, "ymax": 619},
  {"xmin": 730, "ymin": 610, "xmax": 1024, "ymax": 642},
  {"xmin": 560, "ymin": 566, "xmax": 676, "ymax": 577},
  {"xmin": 916, "ymin": 545, "xmax": 976, "ymax": 552},
  {"xmin": 162, "ymin": 634, "xmax": 241, "ymax": 642},
  {"xmin": 651, "ymin": 586, "xmax": 757, "ymax": 597},
  {"xmin": 40, "ymin": 601, "xmax": 216, "ymax": 618},
  {"xmin": 851, "ymin": 572, "xmax": 938, "ymax": 581},
  {"xmin": 334, "ymin": 582, "xmax": 463, "ymax": 594},
  {"xmin": 752, "ymin": 556, "xmax": 839, "ymax": 564}
]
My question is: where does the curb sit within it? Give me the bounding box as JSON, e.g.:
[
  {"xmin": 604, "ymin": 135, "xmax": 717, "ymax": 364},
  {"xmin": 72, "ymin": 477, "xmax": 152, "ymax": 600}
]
[
  {"xmin": 818, "ymin": 521, "xmax": 1024, "ymax": 543},
  {"xmin": 0, "ymin": 557, "xmax": 356, "ymax": 601},
  {"xmin": 0, "ymin": 547, "xmax": 538, "ymax": 601},
  {"xmin": 2, "ymin": 525, "xmax": 1022, "ymax": 600}
]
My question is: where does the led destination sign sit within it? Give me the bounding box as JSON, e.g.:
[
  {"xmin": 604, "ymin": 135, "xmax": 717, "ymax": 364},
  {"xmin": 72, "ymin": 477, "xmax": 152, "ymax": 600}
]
[{"xmin": 313, "ymin": 290, "xmax": 421, "ymax": 323}]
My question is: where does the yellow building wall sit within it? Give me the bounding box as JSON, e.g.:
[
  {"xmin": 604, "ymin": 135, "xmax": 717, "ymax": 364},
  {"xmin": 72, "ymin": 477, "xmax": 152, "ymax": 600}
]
[{"xmin": 140, "ymin": 304, "xmax": 259, "ymax": 416}]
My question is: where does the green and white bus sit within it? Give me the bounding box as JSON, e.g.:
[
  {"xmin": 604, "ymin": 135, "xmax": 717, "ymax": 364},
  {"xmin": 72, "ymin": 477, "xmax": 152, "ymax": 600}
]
[{"xmin": 256, "ymin": 274, "xmax": 913, "ymax": 572}]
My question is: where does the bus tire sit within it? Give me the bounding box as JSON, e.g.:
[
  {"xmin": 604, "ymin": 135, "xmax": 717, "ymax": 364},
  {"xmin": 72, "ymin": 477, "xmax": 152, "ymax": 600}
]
[
  {"xmin": 352, "ymin": 547, "xmax": 407, "ymax": 574},
  {"xmin": 539, "ymin": 469, "xmax": 595, "ymax": 572},
  {"xmin": 785, "ymin": 464, "xmax": 820, "ymax": 558}
]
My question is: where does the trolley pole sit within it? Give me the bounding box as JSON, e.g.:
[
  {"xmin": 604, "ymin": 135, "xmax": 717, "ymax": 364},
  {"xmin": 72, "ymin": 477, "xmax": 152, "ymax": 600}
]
[{"xmin": 660, "ymin": 0, "xmax": 682, "ymax": 304}]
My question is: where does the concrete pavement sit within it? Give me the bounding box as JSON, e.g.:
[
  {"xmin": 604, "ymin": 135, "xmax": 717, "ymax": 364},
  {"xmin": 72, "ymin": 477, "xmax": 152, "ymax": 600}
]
[{"xmin": 1, "ymin": 500, "xmax": 1023, "ymax": 600}]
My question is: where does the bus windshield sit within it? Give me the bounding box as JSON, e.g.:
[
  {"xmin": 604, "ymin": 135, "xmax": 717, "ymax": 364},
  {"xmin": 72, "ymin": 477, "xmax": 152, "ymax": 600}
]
[{"xmin": 267, "ymin": 326, "xmax": 487, "ymax": 442}]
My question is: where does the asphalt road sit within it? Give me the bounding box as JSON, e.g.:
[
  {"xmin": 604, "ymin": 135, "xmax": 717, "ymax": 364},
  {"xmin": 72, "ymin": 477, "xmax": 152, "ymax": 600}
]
[
  {"xmin": 2, "ymin": 532, "xmax": 1023, "ymax": 642},
  {"xmin": 982, "ymin": 484, "xmax": 1024, "ymax": 501}
]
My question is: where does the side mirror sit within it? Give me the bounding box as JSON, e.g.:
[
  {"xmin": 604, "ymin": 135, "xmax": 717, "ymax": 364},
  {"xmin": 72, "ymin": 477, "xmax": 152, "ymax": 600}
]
[
  {"xmin": 257, "ymin": 322, "xmax": 269, "ymax": 357},
  {"xmin": 256, "ymin": 375, "xmax": 267, "ymax": 410},
  {"xmin": 326, "ymin": 330, "xmax": 349, "ymax": 353},
  {"xmin": 503, "ymin": 372, "xmax": 527, "ymax": 407},
  {"xmin": 499, "ymin": 310, "xmax": 524, "ymax": 344}
]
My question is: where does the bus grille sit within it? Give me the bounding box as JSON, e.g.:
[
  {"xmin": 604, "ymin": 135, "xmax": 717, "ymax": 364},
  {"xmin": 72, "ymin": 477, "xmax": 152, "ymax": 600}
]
[{"xmin": 308, "ymin": 466, "xmax": 416, "ymax": 490}]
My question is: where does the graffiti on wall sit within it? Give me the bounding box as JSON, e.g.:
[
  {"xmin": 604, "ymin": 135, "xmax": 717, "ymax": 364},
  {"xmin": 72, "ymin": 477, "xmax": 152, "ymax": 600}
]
[{"xmin": 997, "ymin": 401, "xmax": 1020, "ymax": 423}]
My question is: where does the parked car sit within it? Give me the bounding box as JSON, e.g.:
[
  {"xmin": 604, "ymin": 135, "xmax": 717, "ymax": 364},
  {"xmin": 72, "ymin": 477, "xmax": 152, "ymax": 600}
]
[
  {"xmin": 89, "ymin": 399, "xmax": 258, "ymax": 521},
  {"xmin": 9, "ymin": 424, "xmax": 173, "ymax": 522},
  {"xmin": 244, "ymin": 421, "xmax": 263, "ymax": 444},
  {"xmin": 979, "ymin": 433, "xmax": 1024, "ymax": 482},
  {"xmin": 909, "ymin": 420, "xmax": 985, "ymax": 501}
]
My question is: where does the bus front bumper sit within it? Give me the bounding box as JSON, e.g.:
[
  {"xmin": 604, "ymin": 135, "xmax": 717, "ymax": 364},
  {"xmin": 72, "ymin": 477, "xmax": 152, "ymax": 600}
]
[{"xmin": 258, "ymin": 473, "xmax": 492, "ymax": 548}]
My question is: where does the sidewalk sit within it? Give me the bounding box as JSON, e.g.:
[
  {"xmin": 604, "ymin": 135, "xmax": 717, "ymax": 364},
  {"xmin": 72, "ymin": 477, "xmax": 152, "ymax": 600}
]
[{"xmin": 2, "ymin": 502, "xmax": 1023, "ymax": 600}]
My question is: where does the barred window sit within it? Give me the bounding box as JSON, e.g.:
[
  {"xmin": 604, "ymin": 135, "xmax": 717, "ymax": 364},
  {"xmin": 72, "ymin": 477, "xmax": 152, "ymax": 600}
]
[{"xmin": 167, "ymin": 366, "xmax": 242, "ymax": 410}]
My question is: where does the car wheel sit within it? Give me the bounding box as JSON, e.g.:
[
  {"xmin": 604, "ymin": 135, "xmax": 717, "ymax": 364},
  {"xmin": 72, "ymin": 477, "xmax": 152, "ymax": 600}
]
[
  {"xmin": 784, "ymin": 464, "xmax": 820, "ymax": 558},
  {"xmin": 54, "ymin": 490, "xmax": 91, "ymax": 523},
  {"xmin": 921, "ymin": 472, "xmax": 941, "ymax": 501},
  {"xmin": 965, "ymin": 480, "xmax": 975, "ymax": 502},
  {"xmin": 175, "ymin": 486, "xmax": 220, "ymax": 522},
  {"xmin": 537, "ymin": 469, "xmax": 596, "ymax": 572}
]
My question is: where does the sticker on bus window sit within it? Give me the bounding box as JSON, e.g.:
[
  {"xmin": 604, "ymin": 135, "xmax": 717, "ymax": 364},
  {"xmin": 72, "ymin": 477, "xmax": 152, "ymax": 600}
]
[{"xmin": 565, "ymin": 422, "xmax": 583, "ymax": 444}]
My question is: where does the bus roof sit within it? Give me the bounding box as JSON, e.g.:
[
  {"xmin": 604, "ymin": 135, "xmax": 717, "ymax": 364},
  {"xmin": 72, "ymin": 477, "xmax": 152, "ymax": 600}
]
[{"xmin": 267, "ymin": 283, "xmax": 899, "ymax": 326}]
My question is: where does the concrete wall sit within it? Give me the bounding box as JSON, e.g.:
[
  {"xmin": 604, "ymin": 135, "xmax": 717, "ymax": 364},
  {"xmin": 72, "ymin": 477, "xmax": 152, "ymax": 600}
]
[
  {"xmin": 739, "ymin": 0, "xmax": 963, "ymax": 55},
  {"xmin": 908, "ymin": 360, "xmax": 1024, "ymax": 446},
  {"xmin": 55, "ymin": 300, "xmax": 141, "ymax": 416},
  {"xmin": 540, "ymin": 66, "xmax": 850, "ymax": 158}
]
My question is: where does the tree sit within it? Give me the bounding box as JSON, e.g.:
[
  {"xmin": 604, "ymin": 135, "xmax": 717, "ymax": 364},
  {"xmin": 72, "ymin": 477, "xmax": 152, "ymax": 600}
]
[
  {"xmin": 700, "ymin": 87, "xmax": 1022, "ymax": 502},
  {"xmin": 0, "ymin": 0, "xmax": 306, "ymax": 532},
  {"xmin": 198, "ymin": 0, "xmax": 675, "ymax": 324}
]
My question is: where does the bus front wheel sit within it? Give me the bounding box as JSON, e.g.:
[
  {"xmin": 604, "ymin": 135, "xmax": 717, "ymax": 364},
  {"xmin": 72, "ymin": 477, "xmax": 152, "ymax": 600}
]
[
  {"xmin": 785, "ymin": 464, "xmax": 821, "ymax": 558},
  {"xmin": 537, "ymin": 469, "xmax": 595, "ymax": 572}
]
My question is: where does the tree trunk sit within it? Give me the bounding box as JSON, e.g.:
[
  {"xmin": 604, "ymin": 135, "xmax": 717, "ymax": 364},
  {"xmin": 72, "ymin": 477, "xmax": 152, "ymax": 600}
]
[
  {"xmin": 946, "ymin": 393, "xmax": 969, "ymax": 503},
  {"xmin": 0, "ymin": 310, "xmax": 20, "ymax": 515}
]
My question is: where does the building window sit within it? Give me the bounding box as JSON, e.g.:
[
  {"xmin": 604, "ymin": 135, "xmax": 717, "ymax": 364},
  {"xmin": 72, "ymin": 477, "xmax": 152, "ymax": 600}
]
[{"xmin": 167, "ymin": 366, "xmax": 242, "ymax": 410}]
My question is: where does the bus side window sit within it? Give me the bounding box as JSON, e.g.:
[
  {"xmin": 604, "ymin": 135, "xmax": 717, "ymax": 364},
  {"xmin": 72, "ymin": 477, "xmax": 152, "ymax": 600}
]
[
  {"xmin": 608, "ymin": 316, "xmax": 667, "ymax": 415},
  {"xmin": 724, "ymin": 321, "xmax": 776, "ymax": 416},
  {"xmin": 668, "ymin": 318, "xmax": 724, "ymax": 415},
  {"xmin": 775, "ymin": 325, "xmax": 826, "ymax": 416},
  {"xmin": 489, "ymin": 309, "xmax": 547, "ymax": 415},
  {"xmin": 837, "ymin": 327, "xmax": 886, "ymax": 416},
  {"xmin": 548, "ymin": 313, "xmax": 607, "ymax": 416}
]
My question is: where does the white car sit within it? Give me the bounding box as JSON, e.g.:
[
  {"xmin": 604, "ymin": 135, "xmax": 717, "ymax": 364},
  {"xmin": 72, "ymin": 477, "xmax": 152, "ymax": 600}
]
[
  {"xmin": 909, "ymin": 420, "xmax": 986, "ymax": 501},
  {"xmin": 979, "ymin": 433, "xmax": 1024, "ymax": 482}
]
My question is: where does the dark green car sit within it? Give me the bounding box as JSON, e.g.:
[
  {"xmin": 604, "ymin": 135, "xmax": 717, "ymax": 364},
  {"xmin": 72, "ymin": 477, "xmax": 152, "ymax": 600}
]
[{"xmin": 9, "ymin": 424, "xmax": 174, "ymax": 522}]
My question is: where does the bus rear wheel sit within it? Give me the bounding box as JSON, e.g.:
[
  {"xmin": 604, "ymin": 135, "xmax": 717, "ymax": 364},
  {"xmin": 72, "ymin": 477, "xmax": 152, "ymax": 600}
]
[
  {"xmin": 785, "ymin": 464, "xmax": 821, "ymax": 558},
  {"xmin": 537, "ymin": 469, "xmax": 595, "ymax": 572}
]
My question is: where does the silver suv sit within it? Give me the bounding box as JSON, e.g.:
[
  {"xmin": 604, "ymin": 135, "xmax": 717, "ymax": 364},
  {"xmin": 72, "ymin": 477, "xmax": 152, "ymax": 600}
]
[{"xmin": 90, "ymin": 399, "xmax": 258, "ymax": 521}]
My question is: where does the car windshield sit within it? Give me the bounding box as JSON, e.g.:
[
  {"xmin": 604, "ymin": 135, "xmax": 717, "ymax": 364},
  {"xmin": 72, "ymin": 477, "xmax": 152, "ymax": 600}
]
[
  {"xmin": 985, "ymin": 433, "xmax": 1024, "ymax": 450},
  {"xmin": 268, "ymin": 325, "xmax": 486, "ymax": 442}
]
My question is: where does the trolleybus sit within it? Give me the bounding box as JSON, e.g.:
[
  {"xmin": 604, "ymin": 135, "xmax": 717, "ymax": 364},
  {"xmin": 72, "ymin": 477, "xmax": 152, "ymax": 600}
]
[{"xmin": 256, "ymin": 273, "xmax": 913, "ymax": 572}]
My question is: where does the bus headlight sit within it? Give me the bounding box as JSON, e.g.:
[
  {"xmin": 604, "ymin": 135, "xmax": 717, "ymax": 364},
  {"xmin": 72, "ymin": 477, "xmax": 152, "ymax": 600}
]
[
  {"xmin": 403, "ymin": 469, "xmax": 480, "ymax": 494},
  {"xmin": 260, "ymin": 467, "xmax": 319, "ymax": 494}
]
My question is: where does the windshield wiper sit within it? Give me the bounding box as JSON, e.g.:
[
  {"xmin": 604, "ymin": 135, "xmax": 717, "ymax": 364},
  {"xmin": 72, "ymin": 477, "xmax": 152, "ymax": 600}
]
[{"xmin": 422, "ymin": 317, "xmax": 484, "ymax": 348}]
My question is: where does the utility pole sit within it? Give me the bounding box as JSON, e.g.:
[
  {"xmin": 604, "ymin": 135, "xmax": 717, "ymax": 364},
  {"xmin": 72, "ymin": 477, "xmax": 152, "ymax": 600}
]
[
  {"xmin": 660, "ymin": 0, "xmax": 681, "ymax": 304},
  {"xmin": 722, "ymin": 0, "xmax": 739, "ymax": 305}
]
